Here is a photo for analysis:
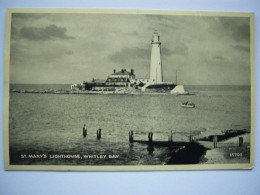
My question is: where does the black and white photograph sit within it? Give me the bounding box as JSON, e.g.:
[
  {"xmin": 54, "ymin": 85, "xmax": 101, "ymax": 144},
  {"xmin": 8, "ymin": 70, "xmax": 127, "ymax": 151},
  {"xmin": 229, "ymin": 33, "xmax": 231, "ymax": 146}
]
[{"xmin": 3, "ymin": 9, "xmax": 254, "ymax": 170}]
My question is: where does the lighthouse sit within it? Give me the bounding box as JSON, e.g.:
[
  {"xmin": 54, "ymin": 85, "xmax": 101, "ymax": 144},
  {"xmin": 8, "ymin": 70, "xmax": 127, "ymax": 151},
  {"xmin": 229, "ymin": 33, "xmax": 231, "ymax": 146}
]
[
  {"xmin": 149, "ymin": 31, "xmax": 163, "ymax": 84},
  {"xmin": 141, "ymin": 31, "xmax": 175, "ymax": 92}
]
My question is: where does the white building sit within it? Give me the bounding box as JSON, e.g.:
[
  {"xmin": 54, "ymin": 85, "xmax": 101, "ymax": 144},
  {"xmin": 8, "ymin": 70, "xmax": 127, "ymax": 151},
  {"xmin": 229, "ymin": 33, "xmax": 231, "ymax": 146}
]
[
  {"xmin": 106, "ymin": 69, "xmax": 135, "ymax": 86},
  {"xmin": 142, "ymin": 31, "xmax": 175, "ymax": 92},
  {"xmin": 149, "ymin": 31, "xmax": 163, "ymax": 84}
]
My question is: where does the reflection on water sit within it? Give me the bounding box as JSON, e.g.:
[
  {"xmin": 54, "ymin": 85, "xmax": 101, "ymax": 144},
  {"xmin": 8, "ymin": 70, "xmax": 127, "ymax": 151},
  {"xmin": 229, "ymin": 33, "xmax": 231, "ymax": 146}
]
[{"xmin": 147, "ymin": 145, "xmax": 155, "ymax": 155}]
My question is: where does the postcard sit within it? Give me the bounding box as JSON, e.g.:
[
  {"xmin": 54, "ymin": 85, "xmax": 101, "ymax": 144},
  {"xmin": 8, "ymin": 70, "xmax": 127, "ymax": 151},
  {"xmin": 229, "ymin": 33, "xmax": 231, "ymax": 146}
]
[{"xmin": 3, "ymin": 9, "xmax": 255, "ymax": 171}]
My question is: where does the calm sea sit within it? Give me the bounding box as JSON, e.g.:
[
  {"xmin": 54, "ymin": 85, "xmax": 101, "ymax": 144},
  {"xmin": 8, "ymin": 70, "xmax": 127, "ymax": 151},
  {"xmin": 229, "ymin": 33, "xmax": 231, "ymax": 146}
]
[{"xmin": 9, "ymin": 84, "xmax": 251, "ymax": 165}]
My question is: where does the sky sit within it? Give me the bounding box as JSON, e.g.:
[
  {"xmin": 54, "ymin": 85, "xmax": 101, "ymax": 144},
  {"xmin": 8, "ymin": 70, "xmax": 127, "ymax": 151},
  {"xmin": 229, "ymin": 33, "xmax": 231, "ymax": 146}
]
[{"xmin": 9, "ymin": 12, "xmax": 251, "ymax": 85}]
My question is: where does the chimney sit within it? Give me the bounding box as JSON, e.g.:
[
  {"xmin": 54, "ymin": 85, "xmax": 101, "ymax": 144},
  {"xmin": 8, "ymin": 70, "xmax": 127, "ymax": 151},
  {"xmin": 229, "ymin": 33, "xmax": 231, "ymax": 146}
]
[
  {"xmin": 121, "ymin": 69, "xmax": 124, "ymax": 73},
  {"xmin": 131, "ymin": 69, "xmax": 134, "ymax": 75},
  {"xmin": 113, "ymin": 69, "xmax": 116, "ymax": 73}
]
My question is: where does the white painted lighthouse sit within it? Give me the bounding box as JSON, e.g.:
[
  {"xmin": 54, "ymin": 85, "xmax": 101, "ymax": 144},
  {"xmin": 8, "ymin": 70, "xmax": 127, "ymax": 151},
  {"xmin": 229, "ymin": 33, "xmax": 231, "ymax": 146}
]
[
  {"xmin": 142, "ymin": 31, "xmax": 175, "ymax": 92},
  {"xmin": 149, "ymin": 31, "xmax": 163, "ymax": 84}
]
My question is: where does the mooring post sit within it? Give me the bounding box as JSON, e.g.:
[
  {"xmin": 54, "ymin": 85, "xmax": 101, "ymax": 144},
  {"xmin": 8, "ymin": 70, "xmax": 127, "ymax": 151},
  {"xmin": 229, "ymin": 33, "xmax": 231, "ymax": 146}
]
[
  {"xmin": 213, "ymin": 135, "xmax": 218, "ymax": 148},
  {"xmin": 239, "ymin": 137, "xmax": 243, "ymax": 147},
  {"xmin": 148, "ymin": 132, "xmax": 153, "ymax": 142},
  {"xmin": 189, "ymin": 135, "xmax": 193, "ymax": 143},
  {"xmin": 83, "ymin": 124, "xmax": 87, "ymax": 137},
  {"xmin": 97, "ymin": 128, "xmax": 101, "ymax": 139},
  {"xmin": 168, "ymin": 131, "xmax": 173, "ymax": 142},
  {"xmin": 129, "ymin": 131, "xmax": 134, "ymax": 143}
]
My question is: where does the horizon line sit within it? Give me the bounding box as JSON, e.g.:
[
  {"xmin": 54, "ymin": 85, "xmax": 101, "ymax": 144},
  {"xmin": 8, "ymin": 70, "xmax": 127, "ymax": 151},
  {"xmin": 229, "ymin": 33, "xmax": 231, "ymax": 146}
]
[{"xmin": 9, "ymin": 83, "xmax": 251, "ymax": 86}]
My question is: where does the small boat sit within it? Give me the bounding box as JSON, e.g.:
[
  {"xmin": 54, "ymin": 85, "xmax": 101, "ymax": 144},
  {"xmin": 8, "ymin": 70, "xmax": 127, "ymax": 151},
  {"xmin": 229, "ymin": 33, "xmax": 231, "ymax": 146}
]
[{"xmin": 181, "ymin": 102, "xmax": 195, "ymax": 108}]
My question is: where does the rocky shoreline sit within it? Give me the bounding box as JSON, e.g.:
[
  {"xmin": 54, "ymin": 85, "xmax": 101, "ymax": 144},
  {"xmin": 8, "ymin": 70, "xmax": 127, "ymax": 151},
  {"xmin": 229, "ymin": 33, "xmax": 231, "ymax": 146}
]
[
  {"xmin": 10, "ymin": 88, "xmax": 196, "ymax": 96},
  {"xmin": 10, "ymin": 88, "xmax": 168, "ymax": 95}
]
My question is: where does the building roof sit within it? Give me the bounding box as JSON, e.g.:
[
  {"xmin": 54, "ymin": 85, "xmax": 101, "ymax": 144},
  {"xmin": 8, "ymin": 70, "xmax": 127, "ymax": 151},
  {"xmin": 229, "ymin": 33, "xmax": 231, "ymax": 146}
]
[{"xmin": 112, "ymin": 69, "xmax": 132, "ymax": 76}]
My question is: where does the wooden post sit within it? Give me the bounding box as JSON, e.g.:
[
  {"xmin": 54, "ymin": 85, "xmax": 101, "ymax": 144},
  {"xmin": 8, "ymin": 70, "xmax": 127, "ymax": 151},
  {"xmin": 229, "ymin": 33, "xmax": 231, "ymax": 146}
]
[
  {"xmin": 168, "ymin": 131, "xmax": 173, "ymax": 142},
  {"xmin": 148, "ymin": 132, "xmax": 153, "ymax": 142},
  {"xmin": 99, "ymin": 128, "xmax": 101, "ymax": 139},
  {"xmin": 213, "ymin": 135, "xmax": 218, "ymax": 148},
  {"xmin": 83, "ymin": 128, "xmax": 86, "ymax": 137},
  {"xmin": 239, "ymin": 137, "xmax": 243, "ymax": 147},
  {"xmin": 129, "ymin": 131, "xmax": 134, "ymax": 143},
  {"xmin": 189, "ymin": 135, "xmax": 193, "ymax": 143},
  {"xmin": 97, "ymin": 128, "xmax": 101, "ymax": 139},
  {"xmin": 83, "ymin": 125, "xmax": 87, "ymax": 137}
]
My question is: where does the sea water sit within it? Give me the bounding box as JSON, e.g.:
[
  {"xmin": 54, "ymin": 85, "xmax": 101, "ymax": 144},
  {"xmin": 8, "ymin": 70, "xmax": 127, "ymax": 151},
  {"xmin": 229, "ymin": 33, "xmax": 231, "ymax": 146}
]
[{"xmin": 9, "ymin": 85, "xmax": 251, "ymax": 165}]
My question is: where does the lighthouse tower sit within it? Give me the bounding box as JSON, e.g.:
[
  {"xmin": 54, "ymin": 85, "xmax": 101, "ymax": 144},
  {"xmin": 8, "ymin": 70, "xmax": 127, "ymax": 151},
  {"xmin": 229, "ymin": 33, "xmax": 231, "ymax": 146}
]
[{"xmin": 149, "ymin": 31, "xmax": 163, "ymax": 84}]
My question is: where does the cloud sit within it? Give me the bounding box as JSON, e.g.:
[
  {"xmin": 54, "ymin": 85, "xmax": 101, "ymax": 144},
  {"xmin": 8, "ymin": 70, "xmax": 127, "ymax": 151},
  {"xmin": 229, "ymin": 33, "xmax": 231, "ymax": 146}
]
[
  {"xmin": 13, "ymin": 24, "xmax": 74, "ymax": 41},
  {"xmin": 109, "ymin": 46, "xmax": 173, "ymax": 64},
  {"xmin": 127, "ymin": 31, "xmax": 139, "ymax": 37},
  {"xmin": 232, "ymin": 45, "xmax": 250, "ymax": 52},
  {"xmin": 213, "ymin": 56, "xmax": 225, "ymax": 61},
  {"xmin": 219, "ymin": 17, "xmax": 250, "ymax": 42},
  {"xmin": 9, "ymin": 13, "xmax": 251, "ymax": 85},
  {"xmin": 145, "ymin": 15, "xmax": 178, "ymax": 29},
  {"xmin": 10, "ymin": 39, "xmax": 74, "ymax": 69},
  {"xmin": 109, "ymin": 47, "xmax": 150, "ymax": 64},
  {"xmin": 12, "ymin": 13, "xmax": 43, "ymax": 20},
  {"xmin": 171, "ymin": 44, "xmax": 188, "ymax": 56}
]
